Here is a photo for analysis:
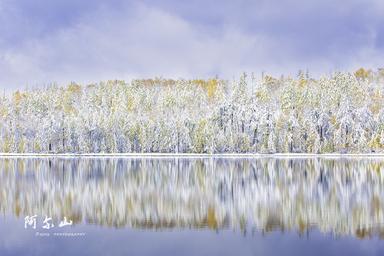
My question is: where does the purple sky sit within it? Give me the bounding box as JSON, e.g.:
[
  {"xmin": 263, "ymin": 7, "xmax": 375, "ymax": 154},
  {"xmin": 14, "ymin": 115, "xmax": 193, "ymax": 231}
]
[{"xmin": 0, "ymin": 0, "xmax": 383, "ymax": 90}]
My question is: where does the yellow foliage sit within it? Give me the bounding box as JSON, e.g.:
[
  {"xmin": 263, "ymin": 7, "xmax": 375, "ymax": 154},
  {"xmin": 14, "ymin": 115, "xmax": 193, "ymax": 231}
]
[
  {"xmin": 298, "ymin": 78, "xmax": 307, "ymax": 87},
  {"xmin": 132, "ymin": 78, "xmax": 177, "ymax": 87},
  {"xmin": 192, "ymin": 79, "xmax": 219, "ymax": 98},
  {"xmin": 62, "ymin": 83, "xmax": 82, "ymax": 114},
  {"xmin": 369, "ymin": 90, "xmax": 383, "ymax": 114},
  {"xmin": 18, "ymin": 139, "xmax": 26, "ymax": 153},
  {"xmin": 13, "ymin": 91, "xmax": 24, "ymax": 105},
  {"xmin": 263, "ymin": 75, "xmax": 278, "ymax": 86},
  {"xmin": 330, "ymin": 115, "xmax": 337, "ymax": 126},
  {"xmin": 163, "ymin": 95, "xmax": 176, "ymax": 108},
  {"xmin": 2, "ymin": 136, "xmax": 11, "ymax": 153},
  {"xmin": 255, "ymin": 88, "xmax": 270, "ymax": 102},
  {"xmin": 368, "ymin": 135, "xmax": 383, "ymax": 149},
  {"xmin": 354, "ymin": 68, "xmax": 371, "ymax": 80},
  {"xmin": 206, "ymin": 207, "xmax": 218, "ymax": 229},
  {"xmin": 34, "ymin": 141, "xmax": 41, "ymax": 152},
  {"xmin": 0, "ymin": 106, "xmax": 7, "ymax": 118},
  {"xmin": 67, "ymin": 83, "xmax": 81, "ymax": 94},
  {"xmin": 127, "ymin": 98, "xmax": 135, "ymax": 111},
  {"xmin": 194, "ymin": 119, "xmax": 208, "ymax": 153},
  {"xmin": 206, "ymin": 79, "xmax": 218, "ymax": 98}
]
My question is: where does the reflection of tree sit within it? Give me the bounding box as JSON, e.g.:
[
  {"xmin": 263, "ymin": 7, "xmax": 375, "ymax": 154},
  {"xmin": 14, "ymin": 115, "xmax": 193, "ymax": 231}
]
[{"xmin": 0, "ymin": 158, "xmax": 383, "ymax": 238}]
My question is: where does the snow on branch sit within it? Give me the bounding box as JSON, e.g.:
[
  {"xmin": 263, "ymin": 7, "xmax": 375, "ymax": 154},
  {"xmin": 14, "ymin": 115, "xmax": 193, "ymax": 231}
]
[{"xmin": 0, "ymin": 69, "xmax": 384, "ymax": 153}]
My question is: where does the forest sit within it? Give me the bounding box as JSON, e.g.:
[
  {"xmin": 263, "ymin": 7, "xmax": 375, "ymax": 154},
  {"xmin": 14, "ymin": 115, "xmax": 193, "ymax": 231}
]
[{"xmin": 0, "ymin": 68, "xmax": 383, "ymax": 153}]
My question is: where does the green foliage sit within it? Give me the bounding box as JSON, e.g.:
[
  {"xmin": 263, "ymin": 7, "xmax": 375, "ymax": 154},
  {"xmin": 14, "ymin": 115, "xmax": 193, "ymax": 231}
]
[{"xmin": 0, "ymin": 70, "xmax": 383, "ymax": 153}]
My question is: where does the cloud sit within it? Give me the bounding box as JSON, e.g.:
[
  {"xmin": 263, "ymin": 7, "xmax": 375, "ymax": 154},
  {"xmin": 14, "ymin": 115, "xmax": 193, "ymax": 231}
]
[
  {"xmin": 0, "ymin": 0, "xmax": 383, "ymax": 90},
  {"xmin": 0, "ymin": 2, "xmax": 271, "ymax": 88}
]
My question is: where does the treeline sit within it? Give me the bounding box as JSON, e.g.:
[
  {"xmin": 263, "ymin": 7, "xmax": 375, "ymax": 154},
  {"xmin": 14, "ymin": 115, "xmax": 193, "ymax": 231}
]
[{"xmin": 0, "ymin": 68, "xmax": 383, "ymax": 153}]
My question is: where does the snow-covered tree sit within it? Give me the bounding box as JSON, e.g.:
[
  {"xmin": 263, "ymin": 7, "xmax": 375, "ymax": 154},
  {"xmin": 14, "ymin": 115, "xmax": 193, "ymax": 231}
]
[{"xmin": 0, "ymin": 69, "xmax": 383, "ymax": 153}]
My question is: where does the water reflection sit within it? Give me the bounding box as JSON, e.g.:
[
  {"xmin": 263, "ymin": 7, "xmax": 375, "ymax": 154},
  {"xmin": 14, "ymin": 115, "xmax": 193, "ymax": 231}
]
[{"xmin": 0, "ymin": 157, "xmax": 383, "ymax": 239}]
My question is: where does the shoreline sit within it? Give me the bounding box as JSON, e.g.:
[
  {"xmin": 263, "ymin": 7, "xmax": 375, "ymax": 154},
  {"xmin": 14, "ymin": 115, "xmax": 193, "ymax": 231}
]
[{"xmin": 0, "ymin": 153, "xmax": 384, "ymax": 159}]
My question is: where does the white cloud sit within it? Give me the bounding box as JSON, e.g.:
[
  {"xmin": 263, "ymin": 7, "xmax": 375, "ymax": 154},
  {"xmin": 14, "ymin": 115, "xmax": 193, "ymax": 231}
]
[
  {"xmin": 0, "ymin": 0, "xmax": 383, "ymax": 91},
  {"xmin": 0, "ymin": 3, "xmax": 275, "ymax": 89}
]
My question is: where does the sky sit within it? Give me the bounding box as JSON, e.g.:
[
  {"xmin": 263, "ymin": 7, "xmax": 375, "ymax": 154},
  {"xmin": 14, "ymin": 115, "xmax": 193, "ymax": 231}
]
[{"xmin": 0, "ymin": 0, "xmax": 383, "ymax": 90}]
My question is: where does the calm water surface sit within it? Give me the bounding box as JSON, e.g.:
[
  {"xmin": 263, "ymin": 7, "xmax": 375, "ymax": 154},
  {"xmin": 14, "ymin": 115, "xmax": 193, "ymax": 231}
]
[{"xmin": 0, "ymin": 157, "xmax": 383, "ymax": 256}]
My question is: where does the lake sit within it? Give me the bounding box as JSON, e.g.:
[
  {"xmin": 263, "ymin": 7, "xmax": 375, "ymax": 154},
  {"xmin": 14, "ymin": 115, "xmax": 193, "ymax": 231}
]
[{"xmin": 0, "ymin": 157, "xmax": 383, "ymax": 256}]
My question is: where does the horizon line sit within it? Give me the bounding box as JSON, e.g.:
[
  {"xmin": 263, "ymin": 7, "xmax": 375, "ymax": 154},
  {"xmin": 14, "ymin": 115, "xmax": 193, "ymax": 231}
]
[{"xmin": 1, "ymin": 153, "xmax": 384, "ymax": 159}]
